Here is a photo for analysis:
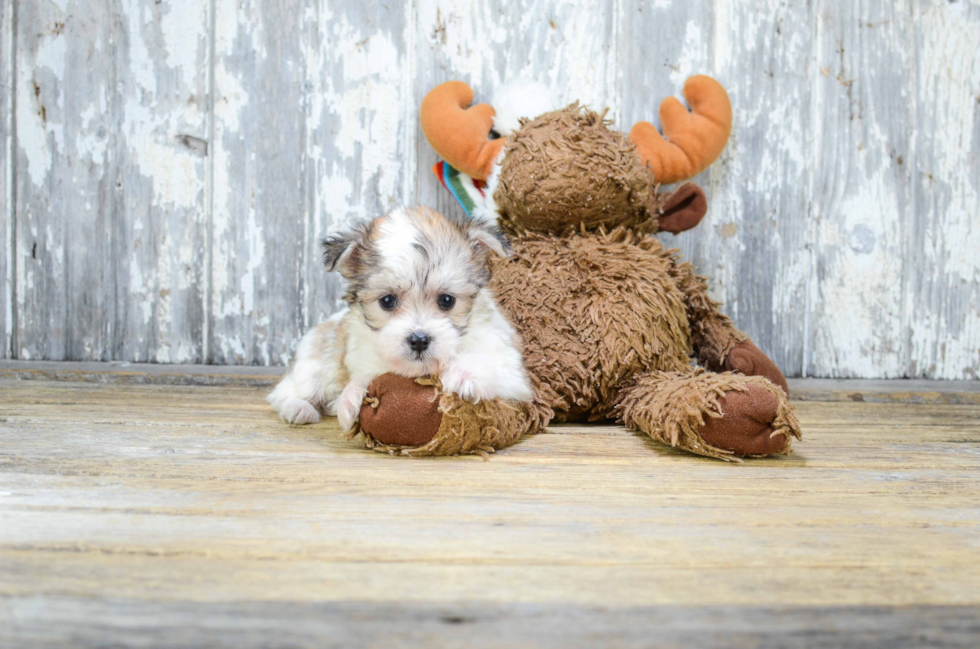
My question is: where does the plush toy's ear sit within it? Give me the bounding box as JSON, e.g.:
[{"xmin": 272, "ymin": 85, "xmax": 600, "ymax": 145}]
[
  {"xmin": 657, "ymin": 183, "xmax": 708, "ymax": 234},
  {"xmin": 468, "ymin": 224, "xmax": 512, "ymax": 258},
  {"xmin": 321, "ymin": 229, "xmax": 364, "ymax": 279},
  {"xmin": 421, "ymin": 82, "xmax": 505, "ymax": 181}
]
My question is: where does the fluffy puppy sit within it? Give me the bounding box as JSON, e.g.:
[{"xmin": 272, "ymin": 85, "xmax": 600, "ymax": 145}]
[{"xmin": 267, "ymin": 206, "xmax": 533, "ymax": 430}]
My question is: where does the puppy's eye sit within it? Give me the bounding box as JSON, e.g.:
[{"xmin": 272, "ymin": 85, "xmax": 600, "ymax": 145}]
[
  {"xmin": 379, "ymin": 295, "xmax": 398, "ymax": 311},
  {"xmin": 437, "ymin": 294, "xmax": 456, "ymax": 311}
]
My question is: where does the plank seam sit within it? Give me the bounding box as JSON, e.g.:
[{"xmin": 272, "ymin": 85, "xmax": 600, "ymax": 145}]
[
  {"xmin": 609, "ymin": 0, "xmax": 622, "ymax": 127},
  {"xmin": 300, "ymin": 5, "xmax": 312, "ymax": 333},
  {"xmin": 902, "ymin": 0, "xmax": 917, "ymax": 378},
  {"xmin": 5, "ymin": 0, "xmax": 16, "ymax": 360},
  {"xmin": 403, "ymin": 0, "xmax": 418, "ymax": 207},
  {"xmin": 802, "ymin": 0, "xmax": 821, "ymax": 378},
  {"xmin": 203, "ymin": 0, "xmax": 217, "ymax": 364}
]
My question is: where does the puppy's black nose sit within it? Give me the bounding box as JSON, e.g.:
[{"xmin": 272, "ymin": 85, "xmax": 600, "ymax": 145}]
[{"xmin": 407, "ymin": 332, "xmax": 431, "ymax": 353}]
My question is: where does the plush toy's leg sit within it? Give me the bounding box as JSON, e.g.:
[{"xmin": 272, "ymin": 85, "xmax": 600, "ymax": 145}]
[
  {"xmin": 618, "ymin": 369, "xmax": 801, "ymax": 460},
  {"xmin": 355, "ymin": 374, "xmax": 551, "ymax": 457},
  {"xmin": 669, "ymin": 257, "xmax": 789, "ymax": 394}
]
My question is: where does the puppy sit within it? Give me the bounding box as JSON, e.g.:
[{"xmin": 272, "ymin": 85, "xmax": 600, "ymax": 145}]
[{"xmin": 267, "ymin": 206, "xmax": 534, "ymax": 430}]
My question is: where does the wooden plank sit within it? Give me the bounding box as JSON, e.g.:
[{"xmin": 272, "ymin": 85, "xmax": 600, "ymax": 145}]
[
  {"xmin": 14, "ymin": 0, "xmax": 114, "ymax": 360},
  {"xmin": 0, "ymin": 0, "xmax": 11, "ymax": 359},
  {"xmin": 698, "ymin": 0, "xmax": 811, "ymax": 377},
  {"xmin": 4, "ymin": 360, "xmax": 980, "ymax": 403},
  {"xmin": 3, "ymin": 599, "xmax": 979, "ymax": 649},
  {"xmin": 789, "ymin": 377, "xmax": 980, "ymax": 405},
  {"xmin": 907, "ymin": 1, "xmax": 980, "ymax": 379},
  {"xmin": 0, "ymin": 360, "xmax": 281, "ymax": 386},
  {"xmin": 300, "ymin": 2, "xmax": 415, "ymax": 334},
  {"xmin": 414, "ymin": 0, "xmax": 619, "ymax": 217},
  {"xmin": 13, "ymin": 1, "xmax": 209, "ymax": 363},
  {"xmin": 808, "ymin": 1, "xmax": 915, "ymax": 378},
  {"xmin": 209, "ymin": 0, "xmax": 308, "ymax": 364},
  {"xmin": 109, "ymin": 0, "xmax": 210, "ymax": 363}
]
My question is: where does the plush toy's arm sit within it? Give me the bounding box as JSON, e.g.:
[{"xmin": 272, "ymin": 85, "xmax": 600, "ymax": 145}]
[
  {"xmin": 668, "ymin": 257, "xmax": 744, "ymax": 366},
  {"xmin": 668, "ymin": 258, "xmax": 789, "ymax": 394},
  {"xmin": 355, "ymin": 374, "xmax": 549, "ymax": 457}
]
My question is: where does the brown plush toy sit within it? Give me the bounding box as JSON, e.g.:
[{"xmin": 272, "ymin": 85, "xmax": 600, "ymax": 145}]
[{"xmin": 356, "ymin": 75, "xmax": 801, "ymax": 461}]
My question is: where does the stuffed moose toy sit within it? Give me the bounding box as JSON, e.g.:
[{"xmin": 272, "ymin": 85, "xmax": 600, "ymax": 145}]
[{"xmin": 354, "ymin": 75, "xmax": 801, "ymax": 460}]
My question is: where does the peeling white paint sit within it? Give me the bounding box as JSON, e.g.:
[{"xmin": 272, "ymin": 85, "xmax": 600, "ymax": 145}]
[
  {"xmin": 17, "ymin": 35, "xmax": 62, "ymax": 188},
  {"xmin": 669, "ymin": 22, "xmax": 704, "ymax": 88},
  {"xmin": 5, "ymin": 0, "xmax": 979, "ymax": 376}
]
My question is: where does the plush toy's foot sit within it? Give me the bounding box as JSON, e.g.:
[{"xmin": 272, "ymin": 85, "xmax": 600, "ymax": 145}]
[
  {"xmin": 619, "ymin": 369, "xmax": 801, "ymax": 461},
  {"xmin": 698, "ymin": 382, "xmax": 794, "ymax": 456},
  {"xmin": 355, "ymin": 373, "xmax": 548, "ymax": 457},
  {"xmin": 723, "ymin": 339, "xmax": 789, "ymax": 396}
]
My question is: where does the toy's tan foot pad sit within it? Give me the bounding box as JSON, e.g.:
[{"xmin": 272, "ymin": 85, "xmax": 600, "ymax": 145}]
[
  {"xmin": 699, "ymin": 384, "xmax": 791, "ymax": 456},
  {"xmin": 724, "ymin": 340, "xmax": 790, "ymax": 396},
  {"xmin": 359, "ymin": 374, "xmax": 442, "ymax": 447}
]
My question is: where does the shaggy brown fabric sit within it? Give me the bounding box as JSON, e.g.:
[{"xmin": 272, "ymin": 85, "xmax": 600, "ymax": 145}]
[
  {"xmin": 495, "ymin": 105, "xmax": 658, "ymax": 234},
  {"xmin": 358, "ymin": 374, "xmax": 443, "ymax": 447},
  {"xmin": 722, "ymin": 339, "xmax": 790, "ymax": 396},
  {"xmin": 354, "ymin": 376, "xmax": 548, "ymax": 458},
  {"xmin": 490, "ymin": 228, "xmax": 693, "ymax": 422},
  {"xmin": 667, "ymin": 257, "xmax": 748, "ymax": 369},
  {"xmin": 618, "ymin": 369, "xmax": 801, "ymax": 461}
]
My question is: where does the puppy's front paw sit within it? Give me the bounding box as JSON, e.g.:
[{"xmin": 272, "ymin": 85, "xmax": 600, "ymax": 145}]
[
  {"xmin": 337, "ymin": 383, "xmax": 368, "ymax": 431},
  {"xmin": 440, "ymin": 364, "xmax": 488, "ymax": 403},
  {"xmin": 279, "ymin": 397, "xmax": 320, "ymax": 425}
]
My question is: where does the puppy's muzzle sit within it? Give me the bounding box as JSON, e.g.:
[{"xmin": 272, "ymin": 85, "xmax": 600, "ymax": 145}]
[{"xmin": 407, "ymin": 332, "xmax": 431, "ymax": 354}]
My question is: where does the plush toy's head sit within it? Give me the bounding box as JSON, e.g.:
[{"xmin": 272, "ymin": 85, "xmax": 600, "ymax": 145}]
[{"xmin": 421, "ymin": 76, "xmax": 732, "ymax": 235}]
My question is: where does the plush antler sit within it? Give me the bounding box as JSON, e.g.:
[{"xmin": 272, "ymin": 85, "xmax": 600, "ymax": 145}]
[
  {"xmin": 420, "ymin": 81, "xmax": 505, "ymax": 180},
  {"xmin": 629, "ymin": 75, "xmax": 732, "ymax": 184}
]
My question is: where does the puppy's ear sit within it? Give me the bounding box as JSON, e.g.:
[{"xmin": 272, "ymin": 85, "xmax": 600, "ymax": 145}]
[
  {"xmin": 468, "ymin": 224, "xmax": 512, "ymax": 258},
  {"xmin": 321, "ymin": 229, "xmax": 363, "ymax": 279}
]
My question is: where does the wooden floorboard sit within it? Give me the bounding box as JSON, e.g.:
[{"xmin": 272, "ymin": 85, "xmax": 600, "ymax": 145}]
[{"xmin": 1, "ymin": 371, "xmax": 979, "ymax": 646}]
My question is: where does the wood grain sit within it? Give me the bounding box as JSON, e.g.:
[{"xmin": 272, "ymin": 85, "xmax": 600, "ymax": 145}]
[
  {"xmin": 4, "ymin": 599, "xmax": 980, "ymax": 648},
  {"xmin": 209, "ymin": 0, "xmax": 307, "ymax": 365},
  {"xmin": 0, "ymin": 0, "xmax": 11, "ymax": 358},
  {"xmin": 1, "ymin": 376, "xmax": 979, "ymax": 645},
  {"xmin": 11, "ymin": 0, "xmax": 209, "ymax": 363},
  {"xmin": 809, "ymin": 1, "xmax": 915, "ymax": 378},
  {"xmin": 1, "ymin": 1, "xmax": 978, "ymax": 378},
  {"xmin": 15, "ymin": 0, "xmax": 114, "ymax": 361},
  {"xmin": 907, "ymin": 0, "xmax": 980, "ymax": 379},
  {"xmin": 109, "ymin": 0, "xmax": 210, "ymax": 364}
]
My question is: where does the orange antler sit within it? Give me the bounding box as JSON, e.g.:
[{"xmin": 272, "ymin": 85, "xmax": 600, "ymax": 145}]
[
  {"xmin": 420, "ymin": 81, "xmax": 506, "ymax": 180},
  {"xmin": 629, "ymin": 75, "xmax": 732, "ymax": 184}
]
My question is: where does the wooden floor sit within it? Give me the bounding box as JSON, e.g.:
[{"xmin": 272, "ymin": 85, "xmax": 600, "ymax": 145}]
[{"xmin": 1, "ymin": 364, "xmax": 979, "ymax": 647}]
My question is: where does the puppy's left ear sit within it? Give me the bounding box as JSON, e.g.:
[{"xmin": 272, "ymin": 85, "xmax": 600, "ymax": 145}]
[
  {"xmin": 468, "ymin": 224, "xmax": 512, "ymax": 258},
  {"xmin": 321, "ymin": 229, "xmax": 363, "ymax": 279}
]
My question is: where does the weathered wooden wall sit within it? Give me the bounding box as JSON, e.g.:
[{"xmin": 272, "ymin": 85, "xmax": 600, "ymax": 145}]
[{"xmin": 1, "ymin": 0, "xmax": 978, "ymax": 377}]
